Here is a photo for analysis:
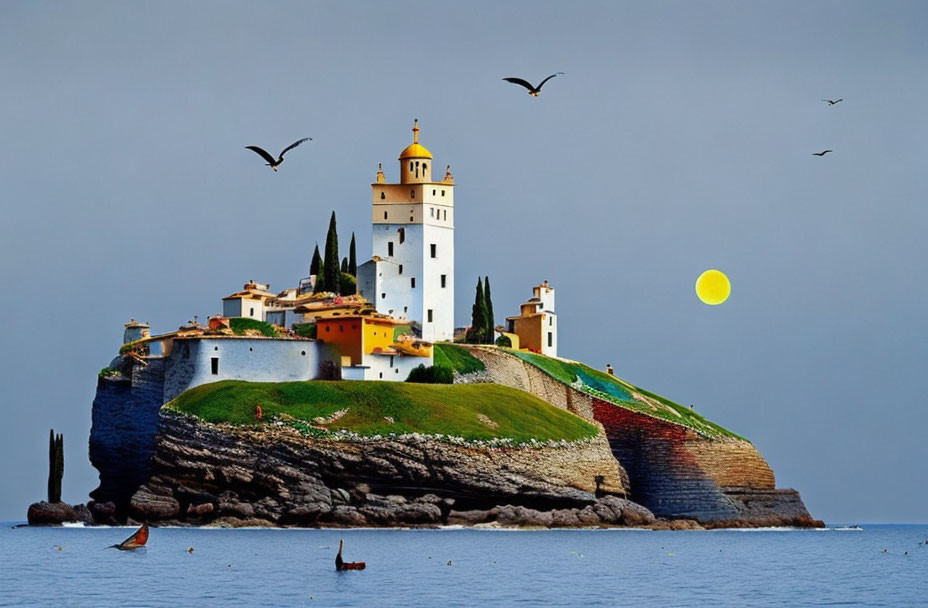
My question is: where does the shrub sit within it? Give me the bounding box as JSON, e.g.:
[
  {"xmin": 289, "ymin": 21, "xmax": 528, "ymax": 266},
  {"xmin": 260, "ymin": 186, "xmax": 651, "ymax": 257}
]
[
  {"xmin": 294, "ymin": 323, "xmax": 317, "ymax": 339},
  {"xmin": 406, "ymin": 364, "xmax": 454, "ymax": 384},
  {"xmin": 495, "ymin": 334, "xmax": 512, "ymax": 347},
  {"xmin": 229, "ymin": 317, "xmax": 278, "ymax": 337},
  {"xmin": 339, "ymin": 272, "xmax": 357, "ymax": 296}
]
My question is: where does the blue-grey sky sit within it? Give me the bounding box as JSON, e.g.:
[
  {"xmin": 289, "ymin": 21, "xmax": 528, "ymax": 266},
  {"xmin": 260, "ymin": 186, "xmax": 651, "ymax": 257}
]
[{"xmin": 1, "ymin": 1, "xmax": 926, "ymax": 523}]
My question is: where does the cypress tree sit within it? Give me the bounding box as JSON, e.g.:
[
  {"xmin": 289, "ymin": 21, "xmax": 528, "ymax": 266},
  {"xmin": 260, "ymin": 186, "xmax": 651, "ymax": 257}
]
[
  {"xmin": 348, "ymin": 232, "xmax": 357, "ymax": 276},
  {"xmin": 309, "ymin": 243, "xmax": 321, "ymax": 276},
  {"xmin": 341, "ymin": 257, "xmax": 348, "ymax": 273},
  {"xmin": 313, "ymin": 261, "xmax": 325, "ymax": 293},
  {"xmin": 47, "ymin": 429, "xmax": 63, "ymax": 503},
  {"xmin": 466, "ymin": 278, "xmax": 488, "ymax": 344},
  {"xmin": 322, "ymin": 211, "xmax": 340, "ymax": 294},
  {"xmin": 484, "ymin": 276, "xmax": 495, "ymax": 345}
]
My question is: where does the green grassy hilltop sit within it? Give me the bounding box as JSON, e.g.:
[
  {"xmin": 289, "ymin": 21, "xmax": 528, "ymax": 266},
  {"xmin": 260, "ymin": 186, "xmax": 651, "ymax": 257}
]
[
  {"xmin": 504, "ymin": 349, "xmax": 742, "ymax": 439},
  {"xmin": 167, "ymin": 380, "xmax": 599, "ymax": 444}
]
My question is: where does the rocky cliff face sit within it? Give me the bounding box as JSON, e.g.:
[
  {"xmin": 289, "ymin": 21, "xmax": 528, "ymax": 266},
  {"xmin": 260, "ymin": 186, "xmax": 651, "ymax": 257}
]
[
  {"xmin": 89, "ymin": 359, "xmax": 165, "ymax": 519},
  {"xmin": 87, "ymin": 348, "xmax": 818, "ymax": 529},
  {"xmin": 466, "ymin": 348, "xmax": 819, "ymax": 527},
  {"xmin": 127, "ymin": 410, "xmax": 652, "ymax": 528}
]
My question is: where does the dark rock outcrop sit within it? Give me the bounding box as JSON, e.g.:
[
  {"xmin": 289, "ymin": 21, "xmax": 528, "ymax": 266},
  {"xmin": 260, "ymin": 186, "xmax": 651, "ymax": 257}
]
[
  {"xmin": 26, "ymin": 501, "xmax": 93, "ymax": 525},
  {"xmin": 89, "ymin": 359, "xmax": 164, "ymax": 519},
  {"xmin": 125, "ymin": 410, "xmax": 636, "ymax": 528}
]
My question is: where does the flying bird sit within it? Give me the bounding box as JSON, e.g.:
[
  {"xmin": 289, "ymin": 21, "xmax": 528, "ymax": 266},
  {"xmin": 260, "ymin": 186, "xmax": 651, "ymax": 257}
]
[
  {"xmin": 812, "ymin": 150, "xmax": 833, "ymax": 156},
  {"xmin": 821, "ymin": 98, "xmax": 843, "ymax": 105},
  {"xmin": 245, "ymin": 137, "xmax": 311, "ymax": 172},
  {"xmin": 109, "ymin": 523, "xmax": 149, "ymax": 550},
  {"xmin": 502, "ymin": 73, "xmax": 564, "ymax": 97}
]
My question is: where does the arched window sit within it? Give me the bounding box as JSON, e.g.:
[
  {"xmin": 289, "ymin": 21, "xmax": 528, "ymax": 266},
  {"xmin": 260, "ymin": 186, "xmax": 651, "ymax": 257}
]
[
  {"xmin": 398, "ymin": 227, "xmax": 405, "ymax": 243},
  {"xmin": 380, "ymin": 191, "xmax": 385, "ymax": 200},
  {"xmin": 409, "ymin": 161, "xmax": 413, "ymax": 171},
  {"xmin": 423, "ymin": 163, "xmax": 427, "ymax": 173},
  {"xmin": 415, "ymin": 161, "xmax": 420, "ymax": 178},
  {"xmin": 383, "ymin": 211, "xmax": 388, "ymax": 220},
  {"xmin": 410, "ymin": 190, "xmax": 415, "ymax": 199}
]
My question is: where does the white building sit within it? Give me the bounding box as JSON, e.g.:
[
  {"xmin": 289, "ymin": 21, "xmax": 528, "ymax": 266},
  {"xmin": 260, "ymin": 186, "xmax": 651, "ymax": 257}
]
[
  {"xmin": 358, "ymin": 120, "xmax": 455, "ymax": 342},
  {"xmin": 506, "ymin": 281, "xmax": 558, "ymax": 357},
  {"xmin": 222, "ymin": 281, "xmax": 276, "ymax": 321}
]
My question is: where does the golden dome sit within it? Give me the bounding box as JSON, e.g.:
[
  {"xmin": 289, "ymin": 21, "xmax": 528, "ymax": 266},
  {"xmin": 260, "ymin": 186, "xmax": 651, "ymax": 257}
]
[{"xmin": 398, "ymin": 119, "xmax": 432, "ymax": 159}]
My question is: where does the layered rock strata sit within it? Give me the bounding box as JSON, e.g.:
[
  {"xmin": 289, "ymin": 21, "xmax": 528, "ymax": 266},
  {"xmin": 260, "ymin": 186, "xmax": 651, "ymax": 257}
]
[
  {"xmin": 466, "ymin": 347, "xmax": 820, "ymax": 527},
  {"xmin": 127, "ymin": 410, "xmax": 643, "ymax": 528}
]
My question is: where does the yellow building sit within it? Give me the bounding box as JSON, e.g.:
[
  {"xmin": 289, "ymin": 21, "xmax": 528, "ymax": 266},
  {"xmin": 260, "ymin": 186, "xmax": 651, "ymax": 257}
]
[{"xmin": 506, "ymin": 280, "xmax": 558, "ymax": 357}]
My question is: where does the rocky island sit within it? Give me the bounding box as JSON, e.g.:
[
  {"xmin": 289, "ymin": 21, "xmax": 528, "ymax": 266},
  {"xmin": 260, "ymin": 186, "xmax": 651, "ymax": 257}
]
[{"xmin": 30, "ymin": 122, "xmax": 819, "ymax": 529}]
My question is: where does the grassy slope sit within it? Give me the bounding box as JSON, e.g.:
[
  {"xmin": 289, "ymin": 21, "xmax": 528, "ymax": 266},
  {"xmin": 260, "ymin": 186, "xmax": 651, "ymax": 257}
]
[
  {"xmin": 167, "ymin": 380, "xmax": 598, "ymax": 443},
  {"xmin": 506, "ymin": 349, "xmax": 742, "ymax": 440},
  {"xmin": 434, "ymin": 343, "xmax": 486, "ymax": 374}
]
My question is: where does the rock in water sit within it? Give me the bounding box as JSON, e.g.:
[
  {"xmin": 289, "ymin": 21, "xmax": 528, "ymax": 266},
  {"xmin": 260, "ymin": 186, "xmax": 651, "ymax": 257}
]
[{"xmin": 27, "ymin": 501, "xmax": 78, "ymax": 525}]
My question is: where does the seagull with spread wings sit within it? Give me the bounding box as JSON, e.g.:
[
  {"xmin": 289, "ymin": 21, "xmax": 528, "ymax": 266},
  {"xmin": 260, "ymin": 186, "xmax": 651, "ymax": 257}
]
[
  {"xmin": 812, "ymin": 150, "xmax": 833, "ymax": 156},
  {"xmin": 245, "ymin": 137, "xmax": 311, "ymax": 172},
  {"xmin": 821, "ymin": 98, "xmax": 843, "ymax": 106},
  {"xmin": 502, "ymin": 73, "xmax": 564, "ymax": 97}
]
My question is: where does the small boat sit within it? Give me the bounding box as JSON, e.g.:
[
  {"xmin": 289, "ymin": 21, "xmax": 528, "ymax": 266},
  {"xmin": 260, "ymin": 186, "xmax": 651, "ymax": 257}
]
[
  {"xmin": 110, "ymin": 523, "xmax": 149, "ymax": 550},
  {"xmin": 335, "ymin": 539, "xmax": 365, "ymax": 571}
]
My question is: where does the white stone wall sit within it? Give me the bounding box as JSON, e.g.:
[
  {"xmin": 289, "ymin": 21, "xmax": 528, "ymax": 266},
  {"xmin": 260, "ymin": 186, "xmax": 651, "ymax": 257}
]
[
  {"xmin": 163, "ymin": 338, "xmax": 324, "ymax": 403},
  {"xmin": 369, "ymin": 220, "xmax": 454, "ymax": 342},
  {"xmin": 542, "ymin": 313, "xmax": 558, "ymax": 357},
  {"xmin": 421, "ymin": 222, "xmax": 454, "ymax": 342},
  {"xmin": 360, "ymin": 352, "xmax": 430, "ymax": 381}
]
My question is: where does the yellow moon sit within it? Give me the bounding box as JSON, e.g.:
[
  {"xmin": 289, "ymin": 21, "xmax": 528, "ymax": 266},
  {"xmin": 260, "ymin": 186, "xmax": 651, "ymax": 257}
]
[{"xmin": 695, "ymin": 269, "xmax": 731, "ymax": 305}]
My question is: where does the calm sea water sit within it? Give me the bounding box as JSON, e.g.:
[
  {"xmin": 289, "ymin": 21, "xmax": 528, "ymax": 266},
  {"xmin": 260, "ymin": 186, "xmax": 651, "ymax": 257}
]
[{"xmin": 1, "ymin": 523, "xmax": 925, "ymax": 607}]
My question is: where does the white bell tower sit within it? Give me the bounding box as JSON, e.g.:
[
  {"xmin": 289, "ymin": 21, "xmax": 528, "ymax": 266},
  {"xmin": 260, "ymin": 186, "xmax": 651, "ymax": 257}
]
[{"xmin": 358, "ymin": 120, "xmax": 455, "ymax": 342}]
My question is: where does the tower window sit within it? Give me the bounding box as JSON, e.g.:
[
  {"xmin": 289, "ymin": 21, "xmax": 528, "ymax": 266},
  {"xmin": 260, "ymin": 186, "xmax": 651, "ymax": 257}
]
[
  {"xmin": 211, "ymin": 358, "xmax": 219, "ymax": 375},
  {"xmin": 423, "ymin": 163, "xmax": 427, "ymax": 172},
  {"xmin": 398, "ymin": 227, "xmax": 405, "ymax": 243},
  {"xmin": 398, "ymin": 264, "xmax": 403, "ymax": 275},
  {"xmin": 430, "ymin": 244, "xmax": 436, "ymax": 258},
  {"xmin": 410, "ymin": 190, "xmax": 415, "ymax": 199},
  {"xmin": 441, "ymin": 190, "xmax": 445, "ymax": 196},
  {"xmin": 430, "ymin": 207, "xmax": 434, "ymax": 217},
  {"xmin": 443, "ymin": 210, "xmax": 447, "ymax": 220},
  {"xmin": 411, "ymin": 277, "xmax": 416, "ymax": 288},
  {"xmin": 384, "ymin": 211, "xmax": 388, "ymax": 220},
  {"xmin": 427, "ymin": 309, "xmax": 433, "ymax": 323},
  {"xmin": 441, "ymin": 274, "xmax": 447, "ymax": 288},
  {"xmin": 548, "ymin": 332, "xmax": 553, "ymax": 348},
  {"xmin": 380, "ymin": 192, "xmax": 385, "ymax": 200},
  {"xmin": 381, "ymin": 292, "xmax": 386, "ymax": 299},
  {"xmin": 432, "ymin": 189, "xmax": 436, "ymax": 196},
  {"xmin": 250, "ymin": 307, "xmax": 255, "ymax": 317},
  {"xmin": 409, "ymin": 161, "xmax": 413, "ymax": 171},
  {"xmin": 388, "ymin": 242, "xmax": 394, "ymax": 256}
]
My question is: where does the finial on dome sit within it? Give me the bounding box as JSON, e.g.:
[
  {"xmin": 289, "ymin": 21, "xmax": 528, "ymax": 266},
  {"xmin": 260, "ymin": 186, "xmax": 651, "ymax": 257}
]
[{"xmin": 412, "ymin": 118, "xmax": 419, "ymax": 143}]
